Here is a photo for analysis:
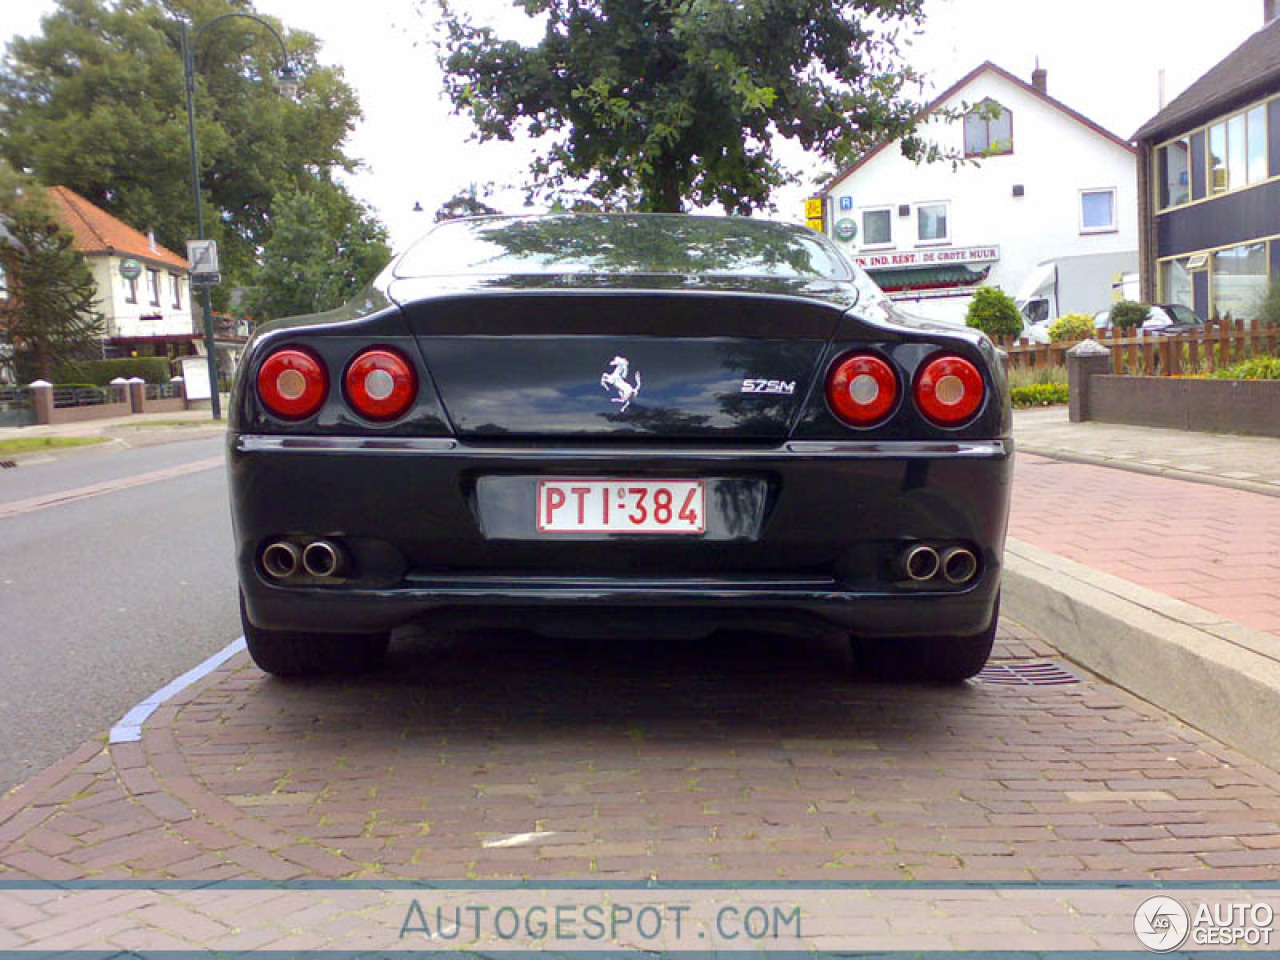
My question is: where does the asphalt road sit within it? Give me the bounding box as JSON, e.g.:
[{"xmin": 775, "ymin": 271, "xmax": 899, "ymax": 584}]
[{"xmin": 0, "ymin": 436, "xmax": 238, "ymax": 792}]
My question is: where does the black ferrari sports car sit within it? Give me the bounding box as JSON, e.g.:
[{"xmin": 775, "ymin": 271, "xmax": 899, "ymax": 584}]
[{"xmin": 229, "ymin": 214, "xmax": 1012, "ymax": 682}]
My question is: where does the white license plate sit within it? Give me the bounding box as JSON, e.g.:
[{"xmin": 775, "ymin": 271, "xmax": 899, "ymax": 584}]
[{"xmin": 536, "ymin": 479, "xmax": 706, "ymax": 534}]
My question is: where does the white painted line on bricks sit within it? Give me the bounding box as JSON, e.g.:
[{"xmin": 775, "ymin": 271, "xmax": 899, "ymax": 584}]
[
  {"xmin": 482, "ymin": 831, "xmax": 559, "ymax": 849},
  {"xmin": 109, "ymin": 637, "xmax": 247, "ymax": 744}
]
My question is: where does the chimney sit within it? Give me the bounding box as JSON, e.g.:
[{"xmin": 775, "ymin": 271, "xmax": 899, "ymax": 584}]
[
  {"xmin": 1268, "ymin": 0, "xmax": 1279, "ymax": 23},
  {"xmin": 147, "ymin": 229, "xmax": 157, "ymax": 253},
  {"xmin": 1031, "ymin": 60, "xmax": 1047, "ymax": 94}
]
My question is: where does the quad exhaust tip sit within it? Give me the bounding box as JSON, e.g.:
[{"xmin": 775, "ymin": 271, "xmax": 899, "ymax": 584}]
[
  {"xmin": 941, "ymin": 546, "xmax": 979, "ymax": 584},
  {"xmin": 262, "ymin": 541, "xmax": 301, "ymax": 579},
  {"xmin": 302, "ymin": 539, "xmax": 346, "ymax": 579}
]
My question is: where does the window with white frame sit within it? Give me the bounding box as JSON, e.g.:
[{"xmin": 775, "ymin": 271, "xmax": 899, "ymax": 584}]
[
  {"xmin": 1080, "ymin": 189, "xmax": 1116, "ymax": 233},
  {"xmin": 916, "ymin": 203, "xmax": 948, "ymax": 243},
  {"xmin": 861, "ymin": 208, "xmax": 892, "ymax": 247},
  {"xmin": 147, "ymin": 268, "xmax": 160, "ymax": 306},
  {"xmin": 170, "ymin": 273, "xmax": 182, "ymax": 309}
]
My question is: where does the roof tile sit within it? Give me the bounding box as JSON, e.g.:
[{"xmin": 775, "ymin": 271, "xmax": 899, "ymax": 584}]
[{"xmin": 46, "ymin": 186, "xmax": 189, "ymax": 270}]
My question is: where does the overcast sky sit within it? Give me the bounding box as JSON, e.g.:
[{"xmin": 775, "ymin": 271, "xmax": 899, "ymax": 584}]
[{"xmin": 3, "ymin": 0, "xmax": 1272, "ymax": 249}]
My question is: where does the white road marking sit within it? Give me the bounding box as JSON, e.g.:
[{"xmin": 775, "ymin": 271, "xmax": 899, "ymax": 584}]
[
  {"xmin": 109, "ymin": 637, "xmax": 247, "ymax": 744},
  {"xmin": 481, "ymin": 831, "xmax": 558, "ymax": 849}
]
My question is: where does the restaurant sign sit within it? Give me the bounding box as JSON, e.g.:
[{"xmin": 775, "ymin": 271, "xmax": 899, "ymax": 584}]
[{"xmin": 853, "ymin": 245, "xmax": 1000, "ymax": 270}]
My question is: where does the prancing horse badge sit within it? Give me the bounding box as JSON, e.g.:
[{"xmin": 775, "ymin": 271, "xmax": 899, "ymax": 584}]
[{"xmin": 601, "ymin": 355, "xmax": 642, "ymax": 411}]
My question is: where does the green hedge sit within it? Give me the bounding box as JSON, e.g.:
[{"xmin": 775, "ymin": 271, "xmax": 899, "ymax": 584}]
[
  {"xmin": 1011, "ymin": 383, "xmax": 1069, "ymax": 407},
  {"xmin": 54, "ymin": 357, "xmax": 173, "ymax": 385}
]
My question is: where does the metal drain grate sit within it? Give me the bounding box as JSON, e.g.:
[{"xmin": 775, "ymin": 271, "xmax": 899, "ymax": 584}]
[{"xmin": 976, "ymin": 661, "xmax": 1081, "ymax": 686}]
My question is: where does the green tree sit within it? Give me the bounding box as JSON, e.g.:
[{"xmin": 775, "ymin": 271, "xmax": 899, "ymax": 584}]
[
  {"xmin": 434, "ymin": 0, "xmax": 937, "ymax": 213},
  {"xmin": 964, "ymin": 286, "xmax": 1022, "ymax": 340},
  {"xmin": 0, "ymin": 0, "xmax": 363, "ymax": 306},
  {"xmin": 239, "ymin": 184, "xmax": 391, "ymax": 322},
  {"xmin": 0, "ymin": 165, "xmax": 103, "ymax": 380},
  {"xmin": 434, "ymin": 186, "xmax": 501, "ymax": 222}
]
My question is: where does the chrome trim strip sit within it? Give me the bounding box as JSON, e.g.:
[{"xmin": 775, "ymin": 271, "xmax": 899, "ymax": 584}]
[
  {"xmin": 237, "ymin": 435, "xmax": 458, "ymax": 453},
  {"xmin": 236, "ymin": 435, "xmax": 1008, "ymax": 458}
]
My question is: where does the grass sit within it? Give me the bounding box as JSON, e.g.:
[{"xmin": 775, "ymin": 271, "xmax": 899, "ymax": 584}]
[
  {"xmin": 1007, "ymin": 363, "xmax": 1067, "ymax": 389},
  {"xmin": 122, "ymin": 418, "xmax": 223, "ymax": 428},
  {"xmin": 0, "ymin": 435, "xmax": 110, "ymax": 456}
]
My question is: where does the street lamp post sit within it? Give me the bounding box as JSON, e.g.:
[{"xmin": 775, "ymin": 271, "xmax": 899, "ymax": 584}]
[{"xmin": 179, "ymin": 14, "xmax": 296, "ymax": 420}]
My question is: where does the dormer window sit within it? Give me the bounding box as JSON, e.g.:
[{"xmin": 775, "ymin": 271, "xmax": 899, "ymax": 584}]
[{"xmin": 964, "ymin": 99, "xmax": 1013, "ymax": 157}]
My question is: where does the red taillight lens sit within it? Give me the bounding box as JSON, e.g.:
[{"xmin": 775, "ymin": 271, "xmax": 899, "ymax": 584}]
[
  {"xmin": 914, "ymin": 354, "xmax": 985, "ymax": 426},
  {"xmin": 257, "ymin": 348, "xmax": 328, "ymax": 420},
  {"xmin": 826, "ymin": 353, "xmax": 898, "ymax": 427},
  {"xmin": 344, "ymin": 348, "xmax": 417, "ymax": 421}
]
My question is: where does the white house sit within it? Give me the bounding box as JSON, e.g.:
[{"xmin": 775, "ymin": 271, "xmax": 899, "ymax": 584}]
[
  {"xmin": 819, "ymin": 62, "xmax": 1138, "ymax": 323},
  {"xmin": 46, "ymin": 186, "xmax": 197, "ymax": 361}
]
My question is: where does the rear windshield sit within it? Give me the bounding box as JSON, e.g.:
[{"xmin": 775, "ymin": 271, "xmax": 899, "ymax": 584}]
[{"xmin": 394, "ymin": 214, "xmax": 852, "ymax": 281}]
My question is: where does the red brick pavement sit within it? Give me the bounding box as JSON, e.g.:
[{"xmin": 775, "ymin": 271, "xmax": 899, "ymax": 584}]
[
  {"xmin": 1011, "ymin": 453, "xmax": 1280, "ymax": 636},
  {"xmin": 2, "ymin": 624, "xmax": 1280, "ymax": 883}
]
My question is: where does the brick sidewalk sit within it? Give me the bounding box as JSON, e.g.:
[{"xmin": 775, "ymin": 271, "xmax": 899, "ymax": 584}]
[
  {"xmin": 3, "ymin": 623, "xmax": 1280, "ymax": 884},
  {"xmin": 1011, "ymin": 453, "xmax": 1280, "ymax": 636}
]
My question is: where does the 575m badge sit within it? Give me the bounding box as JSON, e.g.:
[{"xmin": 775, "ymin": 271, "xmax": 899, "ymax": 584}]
[{"xmin": 741, "ymin": 378, "xmax": 796, "ymax": 395}]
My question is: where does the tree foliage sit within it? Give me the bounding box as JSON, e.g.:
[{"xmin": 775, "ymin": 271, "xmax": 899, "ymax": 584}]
[
  {"xmin": 435, "ymin": 185, "xmax": 501, "ymax": 222},
  {"xmin": 0, "ymin": 0, "xmax": 367, "ymax": 305},
  {"xmin": 964, "ymin": 285, "xmax": 1022, "ymax": 340},
  {"xmin": 435, "ymin": 0, "xmax": 934, "ymax": 213},
  {"xmin": 238, "ymin": 184, "xmax": 391, "ymax": 322},
  {"xmin": 0, "ymin": 164, "xmax": 103, "ymax": 381}
]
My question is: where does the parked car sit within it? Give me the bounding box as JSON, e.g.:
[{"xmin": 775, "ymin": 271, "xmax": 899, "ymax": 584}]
[
  {"xmin": 1143, "ymin": 304, "xmax": 1205, "ymax": 336},
  {"xmin": 1094, "ymin": 304, "xmax": 1205, "ymax": 336},
  {"xmin": 229, "ymin": 214, "xmax": 1012, "ymax": 683}
]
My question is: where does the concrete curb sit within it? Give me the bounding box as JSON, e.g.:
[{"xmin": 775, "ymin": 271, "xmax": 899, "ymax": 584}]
[
  {"xmin": 1003, "ymin": 536, "xmax": 1280, "ymax": 771},
  {"xmin": 1018, "ymin": 443, "xmax": 1280, "ymax": 500}
]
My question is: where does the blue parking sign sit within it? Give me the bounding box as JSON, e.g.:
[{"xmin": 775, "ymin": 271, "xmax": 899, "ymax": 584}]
[{"xmin": 838, "ymin": 196, "xmax": 852, "ymax": 211}]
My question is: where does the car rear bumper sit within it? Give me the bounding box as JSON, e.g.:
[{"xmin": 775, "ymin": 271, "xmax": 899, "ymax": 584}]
[{"xmin": 230, "ymin": 435, "xmax": 1012, "ymax": 639}]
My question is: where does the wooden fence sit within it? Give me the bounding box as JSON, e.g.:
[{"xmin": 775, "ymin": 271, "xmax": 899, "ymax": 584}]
[{"xmin": 994, "ymin": 319, "xmax": 1280, "ymax": 375}]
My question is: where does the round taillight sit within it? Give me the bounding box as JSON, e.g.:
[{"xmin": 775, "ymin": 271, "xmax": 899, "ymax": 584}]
[
  {"xmin": 914, "ymin": 354, "xmax": 985, "ymax": 426},
  {"xmin": 344, "ymin": 348, "xmax": 417, "ymax": 421},
  {"xmin": 826, "ymin": 353, "xmax": 898, "ymax": 427},
  {"xmin": 257, "ymin": 348, "xmax": 328, "ymax": 420}
]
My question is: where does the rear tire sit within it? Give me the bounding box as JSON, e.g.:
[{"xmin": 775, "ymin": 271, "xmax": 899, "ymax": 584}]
[
  {"xmin": 851, "ymin": 594, "xmax": 999, "ymax": 684},
  {"xmin": 239, "ymin": 592, "xmax": 389, "ymax": 677}
]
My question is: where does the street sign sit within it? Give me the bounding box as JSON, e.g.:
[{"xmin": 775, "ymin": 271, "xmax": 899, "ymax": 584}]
[
  {"xmin": 804, "ymin": 197, "xmax": 823, "ymax": 220},
  {"xmin": 838, "ymin": 196, "xmax": 853, "ymax": 211},
  {"xmin": 186, "ymin": 240, "xmax": 220, "ymax": 284}
]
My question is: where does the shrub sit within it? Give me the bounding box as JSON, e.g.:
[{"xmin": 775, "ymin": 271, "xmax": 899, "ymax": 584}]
[
  {"xmin": 1109, "ymin": 300, "xmax": 1150, "ymax": 331},
  {"xmin": 1211, "ymin": 355, "xmax": 1280, "ymax": 380},
  {"xmin": 1047, "ymin": 312, "xmax": 1095, "ymax": 343},
  {"xmin": 964, "ymin": 286, "xmax": 1023, "ymax": 340},
  {"xmin": 53, "ymin": 357, "xmax": 173, "ymax": 385},
  {"xmin": 1011, "ymin": 383, "xmax": 1069, "ymax": 407},
  {"xmin": 1257, "ymin": 277, "xmax": 1280, "ymax": 329}
]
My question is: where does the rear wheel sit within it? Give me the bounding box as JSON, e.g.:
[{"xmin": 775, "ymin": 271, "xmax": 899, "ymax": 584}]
[
  {"xmin": 239, "ymin": 592, "xmax": 389, "ymax": 677},
  {"xmin": 851, "ymin": 594, "xmax": 999, "ymax": 684}
]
